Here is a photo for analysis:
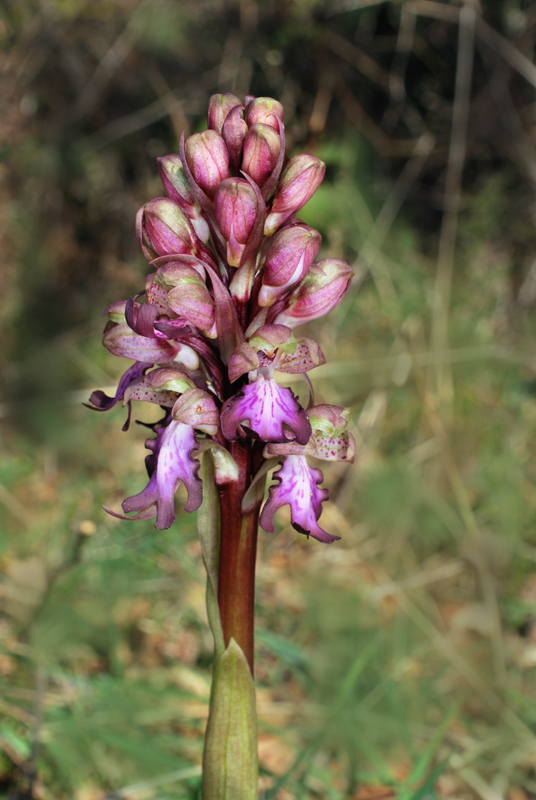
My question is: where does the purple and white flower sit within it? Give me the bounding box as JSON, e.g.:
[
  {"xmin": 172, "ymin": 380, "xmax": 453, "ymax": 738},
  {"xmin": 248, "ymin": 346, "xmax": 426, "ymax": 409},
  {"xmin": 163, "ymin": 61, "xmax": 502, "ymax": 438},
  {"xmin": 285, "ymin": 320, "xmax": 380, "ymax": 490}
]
[
  {"xmin": 106, "ymin": 420, "xmax": 203, "ymax": 530},
  {"xmin": 260, "ymin": 455, "xmax": 339, "ymax": 543},
  {"xmin": 220, "ymin": 374, "xmax": 311, "ymax": 444}
]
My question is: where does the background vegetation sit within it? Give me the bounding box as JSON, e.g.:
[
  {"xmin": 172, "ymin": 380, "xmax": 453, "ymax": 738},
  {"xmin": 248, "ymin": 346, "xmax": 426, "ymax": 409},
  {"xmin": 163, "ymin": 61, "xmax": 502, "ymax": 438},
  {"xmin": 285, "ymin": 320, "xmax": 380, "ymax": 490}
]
[{"xmin": 2, "ymin": 0, "xmax": 536, "ymax": 797}]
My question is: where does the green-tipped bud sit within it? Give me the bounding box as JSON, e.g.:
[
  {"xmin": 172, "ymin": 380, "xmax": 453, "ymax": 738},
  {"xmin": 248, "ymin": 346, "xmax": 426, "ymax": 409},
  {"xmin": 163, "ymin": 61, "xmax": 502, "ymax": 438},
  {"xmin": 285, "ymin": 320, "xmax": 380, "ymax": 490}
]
[
  {"xmin": 184, "ymin": 131, "xmax": 230, "ymax": 200},
  {"xmin": 275, "ymin": 258, "xmax": 354, "ymax": 327},
  {"xmin": 259, "ymin": 223, "xmax": 321, "ymax": 307},
  {"xmin": 242, "ymin": 123, "xmax": 281, "ymax": 188},
  {"xmin": 157, "ymin": 155, "xmax": 210, "ymax": 242},
  {"xmin": 245, "ymin": 96, "xmax": 284, "ymax": 130},
  {"xmin": 136, "ymin": 198, "xmax": 199, "ymax": 260},
  {"xmin": 208, "ymin": 93, "xmax": 242, "ymax": 135},
  {"xmin": 264, "ymin": 154, "xmax": 325, "ymax": 236}
]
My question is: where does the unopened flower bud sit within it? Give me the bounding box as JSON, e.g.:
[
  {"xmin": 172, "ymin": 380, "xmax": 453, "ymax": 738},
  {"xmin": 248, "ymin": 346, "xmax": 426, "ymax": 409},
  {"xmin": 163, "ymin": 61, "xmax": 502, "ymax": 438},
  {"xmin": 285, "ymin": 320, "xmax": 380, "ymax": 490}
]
[
  {"xmin": 208, "ymin": 93, "xmax": 242, "ymax": 135},
  {"xmin": 264, "ymin": 154, "xmax": 325, "ymax": 236},
  {"xmin": 157, "ymin": 155, "xmax": 210, "ymax": 242},
  {"xmin": 245, "ymin": 97, "xmax": 284, "ymax": 130},
  {"xmin": 136, "ymin": 198, "xmax": 199, "ymax": 259},
  {"xmin": 184, "ymin": 131, "xmax": 230, "ymax": 200},
  {"xmin": 242, "ymin": 123, "xmax": 281, "ymax": 188},
  {"xmin": 222, "ymin": 105, "xmax": 248, "ymax": 171},
  {"xmin": 275, "ymin": 259, "xmax": 354, "ymax": 327},
  {"xmin": 259, "ymin": 223, "xmax": 321, "ymax": 306},
  {"xmin": 214, "ymin": 178, "xmax": 257, "ymax": 268}
]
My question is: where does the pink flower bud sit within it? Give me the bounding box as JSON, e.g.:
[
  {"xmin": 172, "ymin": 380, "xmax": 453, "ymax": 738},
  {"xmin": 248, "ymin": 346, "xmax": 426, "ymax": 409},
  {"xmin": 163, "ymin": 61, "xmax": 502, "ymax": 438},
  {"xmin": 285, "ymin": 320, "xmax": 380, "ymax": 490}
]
[
  {"xmin": 136, "ymin": 198, "xmax": 199, "ymax": 260},
  {"xmin": 214, "ymin": 178, "xmax": 257, "ymax": 268},
  {"xmin": 245, "ymin": 97, "xmax": 284, "ymax": 130},
  {"xmin": 222, "ymin": 104, "xmax": 248, "ymax": 171},
  {"xmin": 259, "ymin": 223, "xmax": 321, "ymax": 307},
  {"xmin": 264, "ymin": 155, "xmax": 326, "ymax": 235},
  {"xmin": 207, "ymin": 93, "xmax": 242, "ymax": 135},
  {"xmin": 242, "ymin": 123, "xmax": 281, "ymax": 188},
  {"xmin": 157, "ymin": 154, "xmax": 196, "ymax": 209},
  {"xmin": 275, "ymin": 259, "xmax": 354, "ymax": 327},
  {"xmin": 184, "ymin": 131, "xmax": 230, "ymax": 200},
  {"xmin": 157, "ymin": 155, "xmax": 210, "ymax": 242}
]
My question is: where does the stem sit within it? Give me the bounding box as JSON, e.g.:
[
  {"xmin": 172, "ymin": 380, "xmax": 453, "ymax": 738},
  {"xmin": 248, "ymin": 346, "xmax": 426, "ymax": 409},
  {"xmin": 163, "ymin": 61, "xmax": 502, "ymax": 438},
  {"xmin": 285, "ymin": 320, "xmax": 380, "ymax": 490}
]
[{"xmin": 217, "ymin": 439, "xmax": 261, "ymax": 672}]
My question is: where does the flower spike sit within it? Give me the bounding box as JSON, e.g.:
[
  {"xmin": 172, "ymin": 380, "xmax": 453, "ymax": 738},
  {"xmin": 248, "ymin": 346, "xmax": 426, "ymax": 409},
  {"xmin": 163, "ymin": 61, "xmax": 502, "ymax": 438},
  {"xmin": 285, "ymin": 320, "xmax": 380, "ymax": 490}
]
[{"xmin": 90, "ymin": 91, "xmax": 353, "ymax": 545}]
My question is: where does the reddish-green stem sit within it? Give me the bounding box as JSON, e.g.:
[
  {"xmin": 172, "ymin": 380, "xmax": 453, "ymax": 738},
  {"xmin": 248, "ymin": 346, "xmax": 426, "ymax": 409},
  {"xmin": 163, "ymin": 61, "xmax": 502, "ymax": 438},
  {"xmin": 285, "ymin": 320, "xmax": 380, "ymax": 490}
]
[{"xmin": 217, "ymin": 439, "xmax": 261, "ymax": 672}]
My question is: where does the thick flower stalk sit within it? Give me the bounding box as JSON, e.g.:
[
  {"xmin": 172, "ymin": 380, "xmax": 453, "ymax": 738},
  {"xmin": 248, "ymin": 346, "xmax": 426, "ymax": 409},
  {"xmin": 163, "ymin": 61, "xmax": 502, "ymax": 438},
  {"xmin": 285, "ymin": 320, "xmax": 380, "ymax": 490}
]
[{"xmin": 88, "ymin": 93, "xmax": 354, "ymax": 799}]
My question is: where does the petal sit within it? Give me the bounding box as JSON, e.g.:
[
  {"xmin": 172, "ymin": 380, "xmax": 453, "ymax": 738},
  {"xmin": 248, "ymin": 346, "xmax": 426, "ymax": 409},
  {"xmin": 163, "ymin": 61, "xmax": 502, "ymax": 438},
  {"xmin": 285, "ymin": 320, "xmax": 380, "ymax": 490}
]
[
  {"xmin": 228, "ymin": 342, "xmax": 260, "ymax": 383},
  {"xmin": 86, "ymin": 361, "xmax": 152, "ymax": 412},
  {"xmin": 122, "ymin": 421, "xmax": 203, "ymax": 529},
  {"xmin": 103, "ymin": 323, "xmax": 181, "ymax": 362},
  {"xmin": 220, "ymin": 375, "xmax": 311, "ymax": 444},
  {"xmin": 259, "ymin": 455, "xmax": 339, "ymax": 543}
]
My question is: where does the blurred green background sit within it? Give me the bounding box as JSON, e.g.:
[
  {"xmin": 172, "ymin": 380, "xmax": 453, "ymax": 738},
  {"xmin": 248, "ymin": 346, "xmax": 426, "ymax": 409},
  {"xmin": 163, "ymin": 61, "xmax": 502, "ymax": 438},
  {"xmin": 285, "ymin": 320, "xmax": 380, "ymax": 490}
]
[{"xmin": 2, "ymin": 1, "xmax": 536, "ymax": 798}]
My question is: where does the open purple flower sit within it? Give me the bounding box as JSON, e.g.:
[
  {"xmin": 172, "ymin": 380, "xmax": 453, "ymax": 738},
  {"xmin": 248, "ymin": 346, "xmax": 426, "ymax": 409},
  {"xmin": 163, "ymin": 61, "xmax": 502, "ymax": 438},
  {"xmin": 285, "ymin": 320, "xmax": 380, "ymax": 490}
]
[
  {"xmin": 105, "ymin": 420, "xmax": 203, "ymax": 530},
  {"xmin": 260, "ymin": 455, "xmax": 339, "ymax": 543},
  {"xmin": 220, "ymin": 374, "xmax": 311, "ymax": 444}
]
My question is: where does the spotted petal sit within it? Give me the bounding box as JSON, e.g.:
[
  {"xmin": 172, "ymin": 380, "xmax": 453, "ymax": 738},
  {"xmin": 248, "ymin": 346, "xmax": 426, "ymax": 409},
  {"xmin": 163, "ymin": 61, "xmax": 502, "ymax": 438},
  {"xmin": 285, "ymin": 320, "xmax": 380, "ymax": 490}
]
[
  {"xmin": 259, "ymin": 455, "xmax": 339, "ymax": 543},
  {"xmin": 86, "ymin": 361, "xmax": 152, "ymax": 412}
]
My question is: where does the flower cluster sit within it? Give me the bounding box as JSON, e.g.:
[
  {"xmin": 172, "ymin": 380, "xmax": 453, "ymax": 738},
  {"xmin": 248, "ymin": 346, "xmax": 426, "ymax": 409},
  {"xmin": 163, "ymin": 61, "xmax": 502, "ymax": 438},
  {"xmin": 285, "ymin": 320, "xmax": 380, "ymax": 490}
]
[{"xmin": 88, "ymin": 94, "xmax": 355, "ymax": 542}]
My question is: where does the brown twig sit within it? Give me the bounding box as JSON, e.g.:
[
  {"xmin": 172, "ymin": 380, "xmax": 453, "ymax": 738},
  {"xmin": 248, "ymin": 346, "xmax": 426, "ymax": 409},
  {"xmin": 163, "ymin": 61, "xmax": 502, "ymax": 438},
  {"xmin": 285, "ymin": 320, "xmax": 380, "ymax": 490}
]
[{"xmin": 430, "ymin": 3, "xmax": 476, "ymax": 407}]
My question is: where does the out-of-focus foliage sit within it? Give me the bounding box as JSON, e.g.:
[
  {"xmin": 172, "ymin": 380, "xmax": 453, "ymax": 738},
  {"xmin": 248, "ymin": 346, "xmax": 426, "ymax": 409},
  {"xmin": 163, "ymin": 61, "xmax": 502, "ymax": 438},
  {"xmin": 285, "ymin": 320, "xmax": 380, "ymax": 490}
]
[{"xmin": 2, "ymin": 0, "xmax": 536, "ymax": 798}]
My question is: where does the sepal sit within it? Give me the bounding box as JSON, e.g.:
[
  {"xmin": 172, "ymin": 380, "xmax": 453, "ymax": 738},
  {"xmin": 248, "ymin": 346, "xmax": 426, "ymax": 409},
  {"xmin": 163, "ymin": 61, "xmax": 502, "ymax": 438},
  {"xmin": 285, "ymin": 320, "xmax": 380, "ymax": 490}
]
[
  {"xmin": 172, "ymin": 387, "xmax": 220, "ymax": 435},
  {"xmin": 228, "ymin": 342, "xmax": 259, "ymax": 383},
  {"xmin": 103, "ymin": 323, "xmax": 181, "ymax": 363},
  {"xmin": 103, "ymin": 300, "xmax": 128, "ymax": 323}
]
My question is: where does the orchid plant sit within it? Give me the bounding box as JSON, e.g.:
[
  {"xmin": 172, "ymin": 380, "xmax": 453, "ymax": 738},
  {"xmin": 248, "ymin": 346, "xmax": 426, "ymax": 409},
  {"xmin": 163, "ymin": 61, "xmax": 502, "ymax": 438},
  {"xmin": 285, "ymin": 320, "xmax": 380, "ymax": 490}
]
[{"xmin": 88, "ymin": 93, "xmax": 354, "ymax": 799}]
